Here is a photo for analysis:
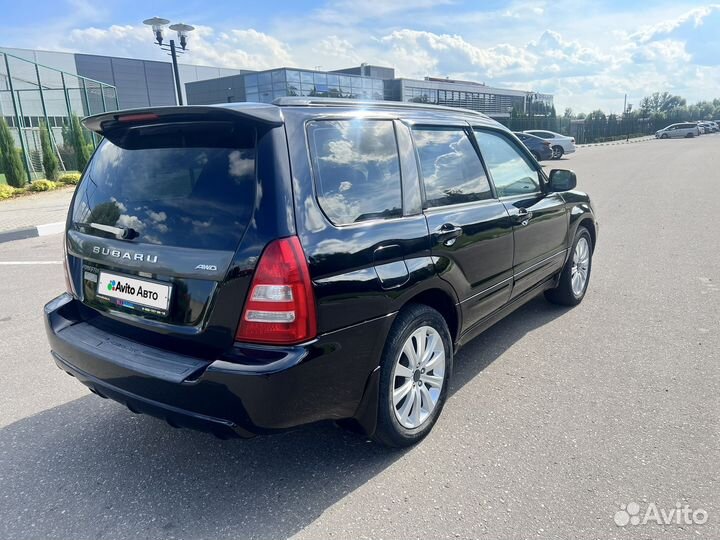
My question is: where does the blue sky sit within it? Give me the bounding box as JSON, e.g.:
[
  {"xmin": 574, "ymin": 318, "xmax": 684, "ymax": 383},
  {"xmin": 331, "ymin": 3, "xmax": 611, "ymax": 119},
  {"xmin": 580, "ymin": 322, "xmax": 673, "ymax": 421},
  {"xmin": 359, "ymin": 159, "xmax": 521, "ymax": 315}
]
[{"xmin": 2, "ymin": 0, "xmax": 719, "ymax": 112}]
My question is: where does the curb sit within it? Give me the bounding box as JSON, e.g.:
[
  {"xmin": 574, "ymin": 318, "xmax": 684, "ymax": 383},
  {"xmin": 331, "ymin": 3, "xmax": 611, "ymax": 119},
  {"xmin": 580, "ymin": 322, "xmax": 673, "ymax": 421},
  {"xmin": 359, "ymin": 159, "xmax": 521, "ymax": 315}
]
[
  {"xmin": 578, "ymin": 137, "xmax": 655, "ymax": 148},
  {"xmin": 0, "ymin": 221, "xmax": 64, "ymax": 244}
]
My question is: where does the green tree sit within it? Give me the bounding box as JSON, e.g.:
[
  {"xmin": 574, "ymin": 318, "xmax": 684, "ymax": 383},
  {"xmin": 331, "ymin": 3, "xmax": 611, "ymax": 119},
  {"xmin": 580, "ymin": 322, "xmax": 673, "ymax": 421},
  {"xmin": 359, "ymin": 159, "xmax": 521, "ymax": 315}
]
[
  {"xmin": 39, "ymin": 119, "xmax": 60, "ymax": 180},
  {"xmin": 563, "ymin": 107, "xmax": 574, "ymax": 119},
  {"xmin": 70, "ymin": 114, "xmax": 91, "ymax": 171},
  {"xmin": 0, "ymin": 118, "xmax": 27, "ymax": 187},
  {"xmin": 640, "ymin": 92, "xmax": 686, "ymax": 114}
]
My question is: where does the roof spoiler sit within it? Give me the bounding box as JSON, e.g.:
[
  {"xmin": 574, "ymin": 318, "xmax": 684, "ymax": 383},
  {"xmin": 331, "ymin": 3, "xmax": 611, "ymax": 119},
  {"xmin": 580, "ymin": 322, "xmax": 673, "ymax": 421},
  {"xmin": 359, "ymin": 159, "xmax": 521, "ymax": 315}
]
[{"xmin": 82, "ymin": 103, "xmax": 284, "ymax": 135}]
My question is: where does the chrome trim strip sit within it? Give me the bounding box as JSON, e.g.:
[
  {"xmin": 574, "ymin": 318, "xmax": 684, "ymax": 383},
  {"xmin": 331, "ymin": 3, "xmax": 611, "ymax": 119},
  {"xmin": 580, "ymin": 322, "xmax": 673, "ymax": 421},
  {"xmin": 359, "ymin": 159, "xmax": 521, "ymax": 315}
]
[
  {"xmin": 515, "ymin": 249, "xmax": 567, "ymax": 279},
  {"xmin": 459, "ymin": 276, "xmax": 513, "ymax": 305},
  {"xmin": 459, "ymin": 249, "xmax": 568, "ymax": 305}
]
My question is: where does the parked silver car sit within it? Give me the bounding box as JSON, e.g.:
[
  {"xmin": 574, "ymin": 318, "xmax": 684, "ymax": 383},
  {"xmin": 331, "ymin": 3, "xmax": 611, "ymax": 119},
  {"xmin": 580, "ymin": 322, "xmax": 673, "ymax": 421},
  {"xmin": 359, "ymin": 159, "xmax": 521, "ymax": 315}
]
[
  {"xmin": 655, "ymin": 123, "xmax": 699, "ymax": 139},
  {"xmin": 523, "ymin": 130, "xmax": 576, "ymax": 159}
]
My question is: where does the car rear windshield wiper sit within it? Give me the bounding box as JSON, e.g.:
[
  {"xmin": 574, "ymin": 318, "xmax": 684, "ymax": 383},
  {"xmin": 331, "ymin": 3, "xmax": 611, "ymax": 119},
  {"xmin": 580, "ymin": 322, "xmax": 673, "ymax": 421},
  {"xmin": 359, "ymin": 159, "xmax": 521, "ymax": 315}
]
[{"xmin": 89, "ymin": 222, "xmax": 139, "ymax": 240}]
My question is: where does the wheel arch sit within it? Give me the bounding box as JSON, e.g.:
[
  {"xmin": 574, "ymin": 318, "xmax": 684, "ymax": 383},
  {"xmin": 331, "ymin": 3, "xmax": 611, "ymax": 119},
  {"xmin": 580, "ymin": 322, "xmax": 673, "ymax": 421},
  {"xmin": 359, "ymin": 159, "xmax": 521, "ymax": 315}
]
[
  {"xmin": 349, "ymin": 284, "xmax": 460, "ymax": 440},
  {"xmin": 400, "ymin": 287, "xmax": 461, "ymax": 345},
  {"xmin": 578, "ymin": 217, "xmax": 597, "ymax": 252}
]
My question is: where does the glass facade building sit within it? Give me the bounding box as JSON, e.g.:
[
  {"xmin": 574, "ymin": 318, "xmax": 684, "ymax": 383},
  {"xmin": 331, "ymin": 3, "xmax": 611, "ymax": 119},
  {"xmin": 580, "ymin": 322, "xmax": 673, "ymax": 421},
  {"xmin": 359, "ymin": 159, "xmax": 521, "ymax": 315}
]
[
  {"xmin": 246, "ymin": 68, "xmax": 384, "ymax": 102},
  {"xmin": 188, "ymin": 69, "xmax": 554, "ymax": 119},
  {"xmin": 187, "ymin": 68, "xmax": 386, "ymax": 105},
  {"xmin": 385, "ymin": 78, "xmax": 554, "ymax": 118}
]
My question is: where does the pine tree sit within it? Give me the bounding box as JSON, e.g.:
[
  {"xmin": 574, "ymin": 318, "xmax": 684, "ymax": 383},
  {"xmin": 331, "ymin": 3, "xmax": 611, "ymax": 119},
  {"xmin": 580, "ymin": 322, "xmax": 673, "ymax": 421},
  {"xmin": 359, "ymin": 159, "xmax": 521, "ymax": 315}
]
[
  {"xmin": 39, "ymin": 119, "xmax": 60, "ymax": 180},
  {"xmin": 70, "ymin": 114, "xmax": 91, "ymax": 171},
  {"xmin": 0, "ymin": 118, "xmax": 27, "ymax": 187}
]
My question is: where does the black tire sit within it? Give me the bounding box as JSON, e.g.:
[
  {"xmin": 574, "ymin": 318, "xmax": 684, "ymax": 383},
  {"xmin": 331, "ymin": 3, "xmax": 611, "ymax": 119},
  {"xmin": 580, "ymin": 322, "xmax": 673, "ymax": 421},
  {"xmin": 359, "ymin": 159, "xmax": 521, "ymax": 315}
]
[
  {"xmin": 372, "ymin": 304, "xmax": 453, "ymax": 448},
  {"xmin": 531, "ymin": 150, "xmax": 541, "ymax": 161},
  {"xmin": 660, "ymin": 133, "xmax": 668, "ymax": 139},
  {"xmin": 552, "ymin": 145, "xmax": 564, "ymax": 159},
  {"xmin": 545, "ymin": 226, "xmax": 593, "ymax": 306}
]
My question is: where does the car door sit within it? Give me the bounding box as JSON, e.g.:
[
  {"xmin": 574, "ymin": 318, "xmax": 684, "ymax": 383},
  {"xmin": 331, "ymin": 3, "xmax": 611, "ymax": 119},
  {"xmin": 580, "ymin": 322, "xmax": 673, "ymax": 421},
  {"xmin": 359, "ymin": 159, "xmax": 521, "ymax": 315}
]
[
  {"xmin": 474, "ymin": 127, "xmax": 569, "ymax": 299},
  {"xmin": 411, "ymin": 124, "xmax": 514, "ymax": 330},
  {"xmin": 293, "ymin": 116, "xmax": 432, "ymax": 334}
]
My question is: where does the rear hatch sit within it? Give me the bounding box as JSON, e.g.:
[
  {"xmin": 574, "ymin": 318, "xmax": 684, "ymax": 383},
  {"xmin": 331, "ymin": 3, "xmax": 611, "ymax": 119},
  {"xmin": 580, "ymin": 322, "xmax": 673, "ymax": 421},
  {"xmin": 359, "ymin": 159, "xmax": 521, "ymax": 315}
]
[{"xmin": 66, "ymin": 106, "xmax": 285, "ymax": 356}]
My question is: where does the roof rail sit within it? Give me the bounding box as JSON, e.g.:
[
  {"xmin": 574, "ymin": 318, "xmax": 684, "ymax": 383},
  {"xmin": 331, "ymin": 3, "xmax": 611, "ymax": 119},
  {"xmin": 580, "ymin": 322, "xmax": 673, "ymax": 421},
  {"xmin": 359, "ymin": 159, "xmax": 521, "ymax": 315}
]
[{"xmin": 272, "ymin": 96, "xmax": 490, "ymax": 119}]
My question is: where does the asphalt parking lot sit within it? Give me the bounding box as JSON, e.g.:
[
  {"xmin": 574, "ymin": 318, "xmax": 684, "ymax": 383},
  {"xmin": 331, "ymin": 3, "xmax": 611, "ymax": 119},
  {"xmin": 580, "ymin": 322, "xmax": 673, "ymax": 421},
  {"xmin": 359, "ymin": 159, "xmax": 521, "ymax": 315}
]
[{"xmin": 1, "ymin": 135, "xmax": 718, "ymax": 540}]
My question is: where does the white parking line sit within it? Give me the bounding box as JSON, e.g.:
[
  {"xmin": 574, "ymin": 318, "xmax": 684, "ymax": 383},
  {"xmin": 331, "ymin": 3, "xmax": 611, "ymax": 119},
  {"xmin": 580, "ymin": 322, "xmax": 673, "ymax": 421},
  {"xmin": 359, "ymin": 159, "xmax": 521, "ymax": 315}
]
[
  {"xmin": 0, "ymin": 261, "xmax": 62, "ymax": 265},
  {"xmin": 36, "ymin": 222, "xmax": 65, "ymax": 236}
]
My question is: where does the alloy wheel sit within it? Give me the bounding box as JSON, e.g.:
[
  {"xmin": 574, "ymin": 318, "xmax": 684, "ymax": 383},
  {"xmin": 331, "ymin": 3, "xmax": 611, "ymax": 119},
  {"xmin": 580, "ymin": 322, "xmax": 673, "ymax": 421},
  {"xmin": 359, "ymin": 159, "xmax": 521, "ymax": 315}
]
[
  {"xmin": 571, "ymin": 237, "xmax": 590, "ymax": 296},
  {"xmin": 392, "ymin": 326, "xmax": 446, "ymax": 429}
]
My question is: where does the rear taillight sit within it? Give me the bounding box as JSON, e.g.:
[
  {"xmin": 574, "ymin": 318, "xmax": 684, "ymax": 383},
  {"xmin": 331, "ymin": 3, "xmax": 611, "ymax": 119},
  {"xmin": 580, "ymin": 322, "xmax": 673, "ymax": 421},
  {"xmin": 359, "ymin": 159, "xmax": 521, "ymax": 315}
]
[
  {"xmin": 235, "ymin": 236, "xmax": 317, "ymax": 345},
  {"xmin": 62, "ymin": 234, "xmax": 74, "ymax": 296},
  {"xmin": 543, "ymin": 141, "xmax": 551, "ymax": 146}
]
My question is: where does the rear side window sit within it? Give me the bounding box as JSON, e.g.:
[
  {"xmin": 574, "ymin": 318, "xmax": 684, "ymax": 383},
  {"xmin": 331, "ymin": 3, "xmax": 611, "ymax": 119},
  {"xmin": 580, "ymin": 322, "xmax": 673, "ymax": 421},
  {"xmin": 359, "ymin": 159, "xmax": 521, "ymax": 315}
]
[
  {"xmin": 72, "ymin": 121, "xmax": 256, "ymax": 251},
  {"xmin": 308, "ymin": 120, "xmax": 402, "ymax": 225},
  {"xmin": 413, "ymin": 127, "xmax": 492, "ymax": 208},
  {"xmin": 474, "ymin": 129, "xmax": 540, "ymax": 197}
]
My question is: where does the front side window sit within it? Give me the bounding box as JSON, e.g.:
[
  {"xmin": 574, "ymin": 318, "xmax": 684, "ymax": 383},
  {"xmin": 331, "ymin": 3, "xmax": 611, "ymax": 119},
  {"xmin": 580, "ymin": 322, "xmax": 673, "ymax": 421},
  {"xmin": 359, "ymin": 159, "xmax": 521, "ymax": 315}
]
[
  {"xmin": 474, "ymin": 129, "xmax": 541, "ymax": 197},
  {"xmin": 307, "ymin": 120, "xmax": 402, "ymax": 225},
  {"xmin": 413, "ymin": 127, "xmax": 492, "ymax": 208}
]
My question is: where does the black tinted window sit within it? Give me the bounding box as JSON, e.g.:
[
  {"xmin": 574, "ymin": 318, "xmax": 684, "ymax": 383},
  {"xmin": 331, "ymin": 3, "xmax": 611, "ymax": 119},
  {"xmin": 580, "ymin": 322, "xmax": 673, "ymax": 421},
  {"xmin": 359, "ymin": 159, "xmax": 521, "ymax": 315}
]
[
  {"xmin": 474, "ymin": 129, "xmax": 540, "ymax": 197},
  {"xmin": 413, "ymin": 128, "xmax": 492, "ymax": 208},
  {"xmin": 308, "ymin": 120, "xmax": 402, "ymax": 225},
  {"xmin": 72, "ymin": 122, "xmax": 256, "ymax": 251}
]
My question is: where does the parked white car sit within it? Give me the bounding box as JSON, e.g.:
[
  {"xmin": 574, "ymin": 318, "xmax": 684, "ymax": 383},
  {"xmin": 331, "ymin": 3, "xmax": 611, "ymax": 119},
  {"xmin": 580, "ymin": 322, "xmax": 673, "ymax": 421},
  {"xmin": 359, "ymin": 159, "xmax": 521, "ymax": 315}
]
[
  {"xmin": 655, "ymin": 123, "xmax": 700, "ymax": 139},
  {"xmin": 523, "ymin": 130, "xmax": 576, "ymax": 159}
]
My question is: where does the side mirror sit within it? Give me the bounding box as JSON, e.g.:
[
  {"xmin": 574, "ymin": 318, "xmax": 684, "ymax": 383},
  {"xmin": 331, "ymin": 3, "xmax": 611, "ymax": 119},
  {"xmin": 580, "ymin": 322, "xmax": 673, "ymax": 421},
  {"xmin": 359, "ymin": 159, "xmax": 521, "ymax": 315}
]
[{"xmin": 548, "ymin": 169, "xmax": 577, "ymax": 192}]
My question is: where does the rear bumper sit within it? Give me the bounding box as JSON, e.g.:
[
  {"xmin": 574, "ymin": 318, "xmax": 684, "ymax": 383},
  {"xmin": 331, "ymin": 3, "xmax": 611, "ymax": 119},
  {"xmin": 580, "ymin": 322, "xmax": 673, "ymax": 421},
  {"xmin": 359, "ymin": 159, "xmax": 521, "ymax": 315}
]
[{"xmin": 45, "ymin": 294, "xmax": 393, "ymax": 438}]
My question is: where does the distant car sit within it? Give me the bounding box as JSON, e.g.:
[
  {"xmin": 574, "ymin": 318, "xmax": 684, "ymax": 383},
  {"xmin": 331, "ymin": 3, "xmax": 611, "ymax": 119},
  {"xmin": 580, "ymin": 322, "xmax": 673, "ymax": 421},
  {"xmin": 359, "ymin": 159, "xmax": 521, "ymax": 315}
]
[
  {"xmin": 655, "ymin": 123, "xmax": 699, "ymax": 139},
  {"xmin": 513, "ymin": 132, "xmax": 553, "ymax": 161},
  {"xmin": 523, "ymin": 130, "xmax": 576, "ymax": 159},
  {"xmin": 699, "ymin": 121, "xmax": 717, "ymax": 133},
  {"xmin": 696, "ymin": 123, "xmax": 707, "ymax": 135}
]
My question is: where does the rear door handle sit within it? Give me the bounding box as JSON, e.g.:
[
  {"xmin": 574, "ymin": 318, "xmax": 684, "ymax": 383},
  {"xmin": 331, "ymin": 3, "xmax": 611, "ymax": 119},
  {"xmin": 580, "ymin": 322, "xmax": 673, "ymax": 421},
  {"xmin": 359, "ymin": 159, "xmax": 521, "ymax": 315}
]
[
  {"xmin": 433, "ymin": 223, "xmax": 463, "ymax": 246},
  {"xmin": 511, "ymin": 208, "xmax": 533, "ymax": 226}
]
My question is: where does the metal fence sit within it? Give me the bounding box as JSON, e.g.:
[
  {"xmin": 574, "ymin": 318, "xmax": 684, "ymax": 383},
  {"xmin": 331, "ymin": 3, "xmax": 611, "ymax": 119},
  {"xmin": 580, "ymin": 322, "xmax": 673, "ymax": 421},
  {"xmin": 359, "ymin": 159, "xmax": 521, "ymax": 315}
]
[{"xmin": 0, "ymin": 51, "xmax": 118, "ymax": 182}]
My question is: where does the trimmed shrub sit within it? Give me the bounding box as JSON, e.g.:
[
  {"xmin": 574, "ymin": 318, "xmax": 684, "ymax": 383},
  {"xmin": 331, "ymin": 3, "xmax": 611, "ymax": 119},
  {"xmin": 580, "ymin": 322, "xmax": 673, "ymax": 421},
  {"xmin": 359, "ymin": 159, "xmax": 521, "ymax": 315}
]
[
  {"xmin": 39, "ymin": 120, "xmax": 60, "ymax": 181},
  {"xmin": 0, "ymin": 183, "xmax": 16, "ymax": 200},
  {"xmin": 28, "ymin": 179, "xmax": 58, "ymax": 192},
  {"xmin": 70, "ymin": 115, "xmax": 92, "ymax": 171},
  {"xmin": 0, "ymin": 118, "xmax": 27, "ymax": 187},
  {"xmin": 58, "ymin": 172, "xmax": 81, "ymax": 185}
]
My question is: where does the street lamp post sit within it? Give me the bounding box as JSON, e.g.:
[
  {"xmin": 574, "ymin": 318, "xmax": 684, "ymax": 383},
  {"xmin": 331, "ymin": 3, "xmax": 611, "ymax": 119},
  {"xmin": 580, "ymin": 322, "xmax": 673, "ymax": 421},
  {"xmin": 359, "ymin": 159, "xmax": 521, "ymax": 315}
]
[{"xmin": 143, "ymin": 17, "xmax": 195, "ymax": 106}]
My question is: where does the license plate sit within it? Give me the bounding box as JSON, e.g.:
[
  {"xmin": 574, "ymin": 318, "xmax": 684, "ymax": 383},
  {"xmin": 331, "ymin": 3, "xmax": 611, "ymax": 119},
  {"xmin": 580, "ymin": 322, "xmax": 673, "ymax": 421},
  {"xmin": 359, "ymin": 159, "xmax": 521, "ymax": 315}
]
[{"xmin": 97, "ymin": 271, "xmax": 172, "ymax": 316}]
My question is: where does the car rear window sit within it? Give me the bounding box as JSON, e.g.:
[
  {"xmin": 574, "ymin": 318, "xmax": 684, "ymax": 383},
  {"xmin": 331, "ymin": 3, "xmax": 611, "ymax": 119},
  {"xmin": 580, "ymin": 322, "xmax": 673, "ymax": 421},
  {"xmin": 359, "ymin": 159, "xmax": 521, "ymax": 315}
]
[
  {"xmin": 307, "ymin": 120, "xmax": 402, "ymax": 225},
  {"xmin": 71, "ymin": 121, "xmax": 256, "ymax": 251}
]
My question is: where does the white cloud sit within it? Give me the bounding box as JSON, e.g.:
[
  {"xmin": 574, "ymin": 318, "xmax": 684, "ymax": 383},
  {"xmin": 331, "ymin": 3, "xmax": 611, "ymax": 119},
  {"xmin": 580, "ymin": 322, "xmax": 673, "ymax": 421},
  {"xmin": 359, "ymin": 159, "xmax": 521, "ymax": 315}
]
[
  {"xmin": 63, "ymin": 25, "xmax": 294, "ymax": 71},
  {"xmin": 16, "ymin": 1, "xmax": 720, "ymax": 113}
]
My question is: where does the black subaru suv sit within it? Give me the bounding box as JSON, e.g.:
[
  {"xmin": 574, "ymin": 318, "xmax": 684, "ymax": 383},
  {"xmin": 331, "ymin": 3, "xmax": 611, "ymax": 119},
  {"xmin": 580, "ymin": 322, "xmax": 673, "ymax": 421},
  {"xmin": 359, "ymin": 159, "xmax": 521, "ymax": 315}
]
[{"xmin": 44, "ymin": 98, "xmax": 597, "ymax": 447}]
